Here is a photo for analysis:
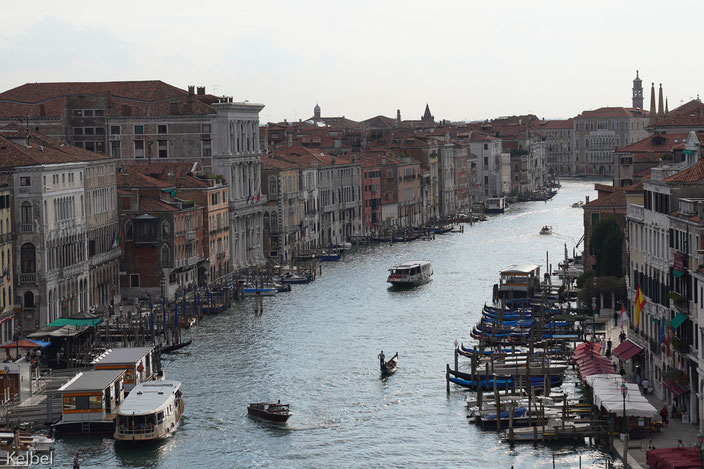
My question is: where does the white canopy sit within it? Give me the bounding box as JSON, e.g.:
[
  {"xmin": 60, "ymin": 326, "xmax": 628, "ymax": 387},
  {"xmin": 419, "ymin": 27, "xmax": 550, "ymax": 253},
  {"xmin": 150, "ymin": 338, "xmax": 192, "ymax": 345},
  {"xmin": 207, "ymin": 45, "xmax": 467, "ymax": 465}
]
[{"xmin": 588, "ymin": 375, "xmax": 658, "ymax": 418}]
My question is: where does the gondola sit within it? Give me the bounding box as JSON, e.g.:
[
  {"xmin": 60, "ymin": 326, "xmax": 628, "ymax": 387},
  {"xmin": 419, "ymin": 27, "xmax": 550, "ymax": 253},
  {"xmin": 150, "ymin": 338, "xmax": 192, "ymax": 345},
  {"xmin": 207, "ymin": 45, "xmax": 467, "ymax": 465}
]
[{"xmin": 380, "ymin": 352, "xmax": 398, "ymax": 375}]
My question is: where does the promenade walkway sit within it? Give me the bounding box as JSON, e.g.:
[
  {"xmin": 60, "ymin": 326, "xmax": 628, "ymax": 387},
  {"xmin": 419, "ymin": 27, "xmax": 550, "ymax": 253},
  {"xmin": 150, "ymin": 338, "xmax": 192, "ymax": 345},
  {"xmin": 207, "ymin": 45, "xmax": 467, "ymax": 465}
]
[{"xmin": 600, "ymin": 319, "xmax": 699, "ymax": 469}]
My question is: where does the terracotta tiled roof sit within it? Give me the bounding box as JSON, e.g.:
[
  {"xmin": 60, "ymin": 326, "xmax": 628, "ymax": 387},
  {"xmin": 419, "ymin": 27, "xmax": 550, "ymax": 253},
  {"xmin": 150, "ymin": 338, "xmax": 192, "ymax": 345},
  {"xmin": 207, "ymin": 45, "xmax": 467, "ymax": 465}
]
[
  {"xmin": 576, "ymin": 107, "xmax": 648, "ymax": 119},
  {"xmin": 118, "ymin": 171, "xmax": 173, "ymax": 189},
  {"xmin": 584, "ymin": 189, "xmax": 626, "ymax": 208},
  {"xmin": 122, "ymin": 161, "xmax": 211, "ymax": 188},
  {"xmin": 615, "ymin": 133, "xmax": 688, "ymax": 153},
  {"xmin": 634, "ymin": 167, "xmax": 652, "ymax": 178},
  {"xmin": 664, "ymin": 159, "xmax": 704, "ymax": 182},
  {"xmin": 0, "ymin": 124, "xmax": 112, "ymax": 168},
  {"xmin": 667, "ymin": 99, "xmax": 704, "ymax": 117},
  {"xmin": 625, "ymin": 182, "xmax": 643, "ymax": 192},
  {"xmin": 261, "ymin": 156, "xmax": 300, "ymax": 170},
  {"xmin": 0, "ymin": 81, "xmax": 215, "ymax": 118},
  {"xmin": 534, "ymin": 119, "xmax": 573, "ymax": 130},
  {"xmin": 469, "ymin": 132, "xmax": 499, "ymax": 142},
  {"xmin": 139, "ymin": 196, "xmax": 178, "ymax": 212}
]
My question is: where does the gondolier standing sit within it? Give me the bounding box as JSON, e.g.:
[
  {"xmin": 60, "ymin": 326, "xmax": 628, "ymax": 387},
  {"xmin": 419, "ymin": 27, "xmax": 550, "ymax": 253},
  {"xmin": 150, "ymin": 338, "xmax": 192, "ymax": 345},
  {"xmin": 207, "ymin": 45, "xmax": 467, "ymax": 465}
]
[{"xmin": 378, "ymin": 351, "xmax": 385, "ymax": 369}]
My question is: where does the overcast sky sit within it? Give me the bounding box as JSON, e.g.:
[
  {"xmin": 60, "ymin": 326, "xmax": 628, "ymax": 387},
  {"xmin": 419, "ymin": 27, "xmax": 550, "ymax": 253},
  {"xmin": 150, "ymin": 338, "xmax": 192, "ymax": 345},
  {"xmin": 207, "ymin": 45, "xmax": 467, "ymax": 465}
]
[{"xmin": 1, "ymin": 0, "xmax": 700, "ymax": 123}]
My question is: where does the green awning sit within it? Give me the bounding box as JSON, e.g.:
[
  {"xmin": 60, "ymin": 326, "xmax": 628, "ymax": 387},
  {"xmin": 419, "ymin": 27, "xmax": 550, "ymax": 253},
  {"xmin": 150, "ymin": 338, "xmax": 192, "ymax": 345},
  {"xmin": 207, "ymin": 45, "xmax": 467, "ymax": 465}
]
[
  {"xmin": 671, "ymin": 312, "xmax": 688, "ymax": 330},
  {"xmin": 47, "ymin": 317, "xmax": 102, "ymax": 327},
  {"xmin": 673, "ymin": 270, "xmax": 684, "ymax": 278}
]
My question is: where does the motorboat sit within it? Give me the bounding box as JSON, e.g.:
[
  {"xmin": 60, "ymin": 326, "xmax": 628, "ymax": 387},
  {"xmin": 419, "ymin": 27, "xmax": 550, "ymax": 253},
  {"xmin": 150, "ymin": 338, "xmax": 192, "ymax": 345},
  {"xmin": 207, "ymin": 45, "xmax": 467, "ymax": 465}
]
[
  {"xmin": 484, "ymin": 197, "xmax": 506, "ymax": 213},
  {"xmin": 571, "ymin": 201, "xmax": 584, "ymax": 208},
  {"xmin": 248, "ymin": 402, "xmax": 292, "ymax": 423},
  {"xmin": 242, "ymin": 284, "xmax": 277, "ymax": 296},
  {"xmin": 387, "ymin": 261, "xmax": 433, "ymax": 287},
  {"xmin": 280, "ymin": 272, "xmax": 311, "ymax": 284},
  {"xmin": 539, "ymin": 226, "xmax": 553, "ymax": 235},
  {"xmin": 114, "ymin": 381, "xmax": 184, "ymax": 441}
]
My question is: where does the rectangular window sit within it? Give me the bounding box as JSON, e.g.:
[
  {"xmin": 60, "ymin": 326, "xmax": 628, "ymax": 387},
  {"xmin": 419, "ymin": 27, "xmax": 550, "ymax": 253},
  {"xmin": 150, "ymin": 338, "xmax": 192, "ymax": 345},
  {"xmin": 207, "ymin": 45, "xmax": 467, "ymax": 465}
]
[
  {"xmin": 202, "ymin": 139, "xmax": 212, "ymax": 157},
  {"xmin": 134, "ymin": 141, "xmax": 145, "ymax": 158},
  {"xmin": 73, "ymin": 128, "xmax": 84, "ymax": 135},
  {"xmin": 72, "ymin": 109, "xmax": 82, "ymax": 117},
  {"xmin": 130, "ymin": 274, "xmax": 140, "ymax": 288},
  {"xmin": 134, "ymin": 125, "xmax": 144, "ymax": 135},
  {"xmin": 158, "ymin": 140, "xmax": 168, "ymax": 158},
  {"xmin": 19, "ymin": 177, "xmax": 30, "ymax": 187},
  {"xmin": 111, "ymin": 141, "xmax": 121, "ymax": 158},
  {"xmin": 83, "ymin": 109, "xmax": 94, "ymax": 117},
  {"xmin": 157, "ymin": 124, "xmax": 168, "ymax": 134},
  {"xmin": 96, "ymin": 141, "xmax": 105, "ymax": 154},
  {"xmin": 110, "ymin": 125, "xmax": 121, "ymax": 135},
  {"xmin": 84, "ymin": 127, "xmax": 94, "ymax": 135},
  {"xmin": 94, "ymin": 109, "xmax": 104, "ymax": 117},
  {"xmin": 95, "ymin": 127, "xmax": 105, "ymax": 135},
  {"xmin": 85, "ymin": 141, "xmax": 95, "ymax": 151}
]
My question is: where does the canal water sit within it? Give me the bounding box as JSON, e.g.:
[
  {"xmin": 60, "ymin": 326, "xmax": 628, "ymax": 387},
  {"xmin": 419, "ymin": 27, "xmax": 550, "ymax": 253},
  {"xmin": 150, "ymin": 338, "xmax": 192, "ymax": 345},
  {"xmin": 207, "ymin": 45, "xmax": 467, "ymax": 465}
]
[{"xmin": 55, "ymin": 179, "xmax": 622, "ymax": 468}]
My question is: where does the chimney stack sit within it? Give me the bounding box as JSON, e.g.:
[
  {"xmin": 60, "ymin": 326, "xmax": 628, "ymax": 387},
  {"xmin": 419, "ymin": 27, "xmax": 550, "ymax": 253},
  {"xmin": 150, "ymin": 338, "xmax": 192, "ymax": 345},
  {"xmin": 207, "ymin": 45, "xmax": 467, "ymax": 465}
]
[{"xmin": 197, "ymin": 86, "xmax": 205, "ymax": 95}]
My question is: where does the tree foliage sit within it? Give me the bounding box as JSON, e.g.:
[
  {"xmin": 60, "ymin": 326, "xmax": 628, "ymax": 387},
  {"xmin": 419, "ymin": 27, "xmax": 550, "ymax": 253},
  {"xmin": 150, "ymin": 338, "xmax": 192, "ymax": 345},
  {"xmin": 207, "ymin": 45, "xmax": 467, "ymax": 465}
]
[{"xmin": 590, "ymin": 215, "xmax": 623, "ymax": 277}]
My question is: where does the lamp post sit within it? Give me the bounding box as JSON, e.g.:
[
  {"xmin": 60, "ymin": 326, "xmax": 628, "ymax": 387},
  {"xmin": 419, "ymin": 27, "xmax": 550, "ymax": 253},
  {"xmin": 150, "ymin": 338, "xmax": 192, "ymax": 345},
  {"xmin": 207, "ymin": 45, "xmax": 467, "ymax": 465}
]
[
  {"xmin": 697, "ymin": 432, "xmax": 704, "ymax": 469},
  {"xmin": 621, "ymin": 380, "xmax": 628, "ymax": 436}
]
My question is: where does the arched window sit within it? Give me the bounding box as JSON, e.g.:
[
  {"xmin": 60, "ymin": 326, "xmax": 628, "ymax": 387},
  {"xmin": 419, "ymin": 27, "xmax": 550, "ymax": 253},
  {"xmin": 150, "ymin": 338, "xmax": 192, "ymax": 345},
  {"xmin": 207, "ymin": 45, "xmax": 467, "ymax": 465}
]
[
  {"xmin": 263, "ymin": 212, "xmax": 270, "ymax": 229},
  {"xmin": 162, "ymin": 221, "xmax": 170, "ymax": 238},
  {"xmin": 268, "ymin": 176, "xmax": 277, "ymax": 195},
  {"xmin": 23, "ymin": 291, "xmax": 34, "ymax": 308},
  {"xmin": 161, "ymin": 245, "xmax": 170, "ymax": 267},
  {"xmin": 20, "ymin": 243, "xmax": 36, "ymax": 273},
  {"xmin": 270, "ymin": 211, "xmax": 278, "ymax": 229},
  {"xmin": 20, "ymin": 201, "xmax": 32, "ymax": 225}
]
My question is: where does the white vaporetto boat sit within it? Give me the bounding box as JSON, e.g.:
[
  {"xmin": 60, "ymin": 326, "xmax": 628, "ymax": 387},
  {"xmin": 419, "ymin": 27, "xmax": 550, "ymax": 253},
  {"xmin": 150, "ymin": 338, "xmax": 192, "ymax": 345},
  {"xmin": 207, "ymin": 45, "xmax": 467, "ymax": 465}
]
[
  {"xmin": 387, "ymin": 261, "xmax": 433, "ymax": 287},
  {"xmin": 114, "ymin": 381, "xmax": 184, "ymax": 442}
]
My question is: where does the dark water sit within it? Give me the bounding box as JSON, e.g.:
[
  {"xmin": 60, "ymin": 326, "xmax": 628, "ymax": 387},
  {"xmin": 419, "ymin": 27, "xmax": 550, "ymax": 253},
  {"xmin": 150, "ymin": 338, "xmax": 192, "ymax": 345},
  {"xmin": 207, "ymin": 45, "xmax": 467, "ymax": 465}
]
[{"xmin": 55, "ymin": 179, "xmax": 621, "ymax": 468}]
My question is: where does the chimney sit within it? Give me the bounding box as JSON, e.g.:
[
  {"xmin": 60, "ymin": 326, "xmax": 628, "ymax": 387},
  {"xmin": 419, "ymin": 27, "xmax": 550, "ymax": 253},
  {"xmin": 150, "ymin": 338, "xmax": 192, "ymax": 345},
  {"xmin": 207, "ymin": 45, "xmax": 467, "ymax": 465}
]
[
  {"xmin": 188, "ymin": 85, "xmax": 195, "ymax": 95},
  {"xmin": 39, "ymin": 104, "xmax": 45, "ymax": 117},
  {"xmin": 396, "ymin": 109, "xmax": 401, "ymax": 123},
  {"xmin": 121, "ymin": 104, "xmax": 132, "ymax": 116},
  {"xmin": 586, "ymin": 195, "xmax": 590, "ymax": 204},
  {"xmin": 169, "ymin": 102, "xmax": 179, "ymax": 115},
  {"xmin": 197, "ymin": 86, "xmax": 205, "ymax": 95}
]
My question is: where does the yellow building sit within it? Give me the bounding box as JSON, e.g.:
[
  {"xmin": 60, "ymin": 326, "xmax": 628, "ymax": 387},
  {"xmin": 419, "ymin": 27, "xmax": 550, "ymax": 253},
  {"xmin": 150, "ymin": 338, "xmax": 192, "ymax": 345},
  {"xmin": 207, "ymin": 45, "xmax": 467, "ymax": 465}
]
[{"xmin": 0, "ymin": 185, "xmax": 13, "ymax": 343}]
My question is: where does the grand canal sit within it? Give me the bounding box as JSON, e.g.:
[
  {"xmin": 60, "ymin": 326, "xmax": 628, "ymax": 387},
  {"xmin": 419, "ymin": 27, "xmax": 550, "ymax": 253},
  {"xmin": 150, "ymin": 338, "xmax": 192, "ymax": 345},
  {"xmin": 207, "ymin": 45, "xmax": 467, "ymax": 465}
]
[{"xmin": 55, "ymin": 179, "xmax": 620, "ymax": 468}]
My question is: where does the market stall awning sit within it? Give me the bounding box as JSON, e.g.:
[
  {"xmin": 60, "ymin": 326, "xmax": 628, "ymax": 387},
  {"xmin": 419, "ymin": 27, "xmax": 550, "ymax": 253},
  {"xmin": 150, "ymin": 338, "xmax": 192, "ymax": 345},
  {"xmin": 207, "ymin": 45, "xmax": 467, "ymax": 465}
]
[
  {"xmin": 27, "ymin": 325, "xmax": 89, "ymax": 338},
  {"xmin": 663, "ymin": 378, "xmax": 688, "ymax": 397},
  {"xmin": 612, "ymin": 339, "xmax": 644, "ymax": 361},
  {"xmin": 0, "ymin": 338, "xmax": 50, "ymax": 349},
  {"xmin": 670, "ymin": 312, "xmax": 688, "ymax": 330},
  {"xmin": 48, "ymin": 317, "xmax": 102, "ymax": 327}
]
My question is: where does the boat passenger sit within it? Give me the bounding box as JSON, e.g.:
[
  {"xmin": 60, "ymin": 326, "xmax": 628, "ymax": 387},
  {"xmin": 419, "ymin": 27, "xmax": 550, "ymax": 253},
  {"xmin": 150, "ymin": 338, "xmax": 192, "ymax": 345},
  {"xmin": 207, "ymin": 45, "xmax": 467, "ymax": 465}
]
[{"xmin": 378, "ymin": 351, "xmax": 385, "ymax": 366}]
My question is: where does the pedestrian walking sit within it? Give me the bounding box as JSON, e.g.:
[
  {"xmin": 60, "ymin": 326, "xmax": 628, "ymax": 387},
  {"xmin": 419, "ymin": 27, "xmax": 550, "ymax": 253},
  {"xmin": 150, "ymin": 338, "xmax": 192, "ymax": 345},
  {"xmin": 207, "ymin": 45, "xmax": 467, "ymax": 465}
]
[
  {"xmin": 660, "ymin": 405, "xmax": 669, "ymax": 425},
  {"xmin": 641, "ymin": 378, "xmax": 649, "ymax": 395},
  {"xmin": 613, "ymin": 310, "xmax": 619, "ymax": 326}
]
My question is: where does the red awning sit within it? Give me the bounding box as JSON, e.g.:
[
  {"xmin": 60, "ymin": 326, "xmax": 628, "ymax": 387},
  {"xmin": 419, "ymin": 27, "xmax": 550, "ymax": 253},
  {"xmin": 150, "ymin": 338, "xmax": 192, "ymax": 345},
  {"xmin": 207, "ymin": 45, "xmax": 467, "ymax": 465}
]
[
  {"xmin": 612, "ymin": 339, "xmax": 644, "ymax": 361},
  {"xmin": 663, "ymin": 378, "xmax": 688, "ymax": 398}
]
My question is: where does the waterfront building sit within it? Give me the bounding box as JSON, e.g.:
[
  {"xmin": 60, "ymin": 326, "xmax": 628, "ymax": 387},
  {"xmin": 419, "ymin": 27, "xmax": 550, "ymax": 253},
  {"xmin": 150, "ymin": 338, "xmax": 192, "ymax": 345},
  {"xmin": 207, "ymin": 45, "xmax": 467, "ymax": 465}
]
[
  {"xmin": 453, "ymin": 150, "xmax": 471, "ymax": 212},
  {"xmin": 0, "ymin": 126, "xmax": 116, "ymax": 331},
  {"xmin": 534, "ymin": 119, "xmax": 573, "ymax": 176},
  {"xmin": 573, "ymin": 107, "xmax": 649, "ymax": 176},
  {"xmin": 438, "ymin": 140, "xmax": 457, "ymax": 219},
  {"xmin": 469, "ymin": 132, "xmax": 503, "ymax": 199},
  {"xmin": 210, "ymin": 98, "xmax": 266, "ymax": 269},
  {"xmin": 277, "ymin": 146, "xmax": 361, "ymax": 246},
  {"xmin": 117, "ymin": 170, "xmax": 206, "ymax": 299},
  {"xmin": 0, "ymin": 82, "xmax": 266, "ymax": 272},
  {"xmin": 0, "ymin": 184, "xmax": 14, "ymax": 342},
  {"xmin": 261, "ymin": 156, "xmax": 304, "ymax": 262},
  {"xmin": 612, "ymin": 133, "xmax": 690, "ymax": 188},
  {"xmin": 55, "ymin": 370, "xmax": 125, "ymax": 434},
  {"xmin": 349, "ymin": 151, "xmax": 384, "ymax": 233},
  {"xmin": 121, "ymin": 161, "xmax": 230, "ymax": 286},
  {"xmin": 625, "ymin": 141, "xmax": 704, "ymax": 426},
  {"xmin": 93, "ymin": 346, "xmax": 159, "ymax": 394}
]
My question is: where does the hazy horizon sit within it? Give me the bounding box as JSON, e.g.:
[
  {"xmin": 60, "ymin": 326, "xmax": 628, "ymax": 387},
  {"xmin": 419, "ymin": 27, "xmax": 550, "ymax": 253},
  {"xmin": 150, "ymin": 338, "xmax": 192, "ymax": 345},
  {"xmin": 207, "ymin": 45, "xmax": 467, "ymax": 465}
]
[{"xmin": 1, "ymin": 0, "xmax": 700, "ymax": 123}]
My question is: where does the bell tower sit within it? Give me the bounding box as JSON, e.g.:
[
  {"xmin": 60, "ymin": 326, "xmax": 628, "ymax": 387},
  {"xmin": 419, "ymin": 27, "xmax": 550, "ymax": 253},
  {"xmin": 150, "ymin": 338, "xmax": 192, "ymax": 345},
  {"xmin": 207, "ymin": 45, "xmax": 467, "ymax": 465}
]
[{"xmin": 632, "ymin": 70, "xmax": 643, "ymax": 109}]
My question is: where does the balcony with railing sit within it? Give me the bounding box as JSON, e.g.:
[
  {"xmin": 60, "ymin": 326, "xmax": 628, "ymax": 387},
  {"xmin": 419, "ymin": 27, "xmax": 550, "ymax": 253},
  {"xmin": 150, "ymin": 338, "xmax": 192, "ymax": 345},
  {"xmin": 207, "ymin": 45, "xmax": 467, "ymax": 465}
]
[
  {"xmin": 627, "ymin": 203, "xmax": 644, "ymax": 221},
  {"xmin": 19, "ymin": 273, "xmax": 36, "ymax": 283},
  {"xmin": 20, "ymin": 224, "xmax": 33, "ymax": 233}
]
